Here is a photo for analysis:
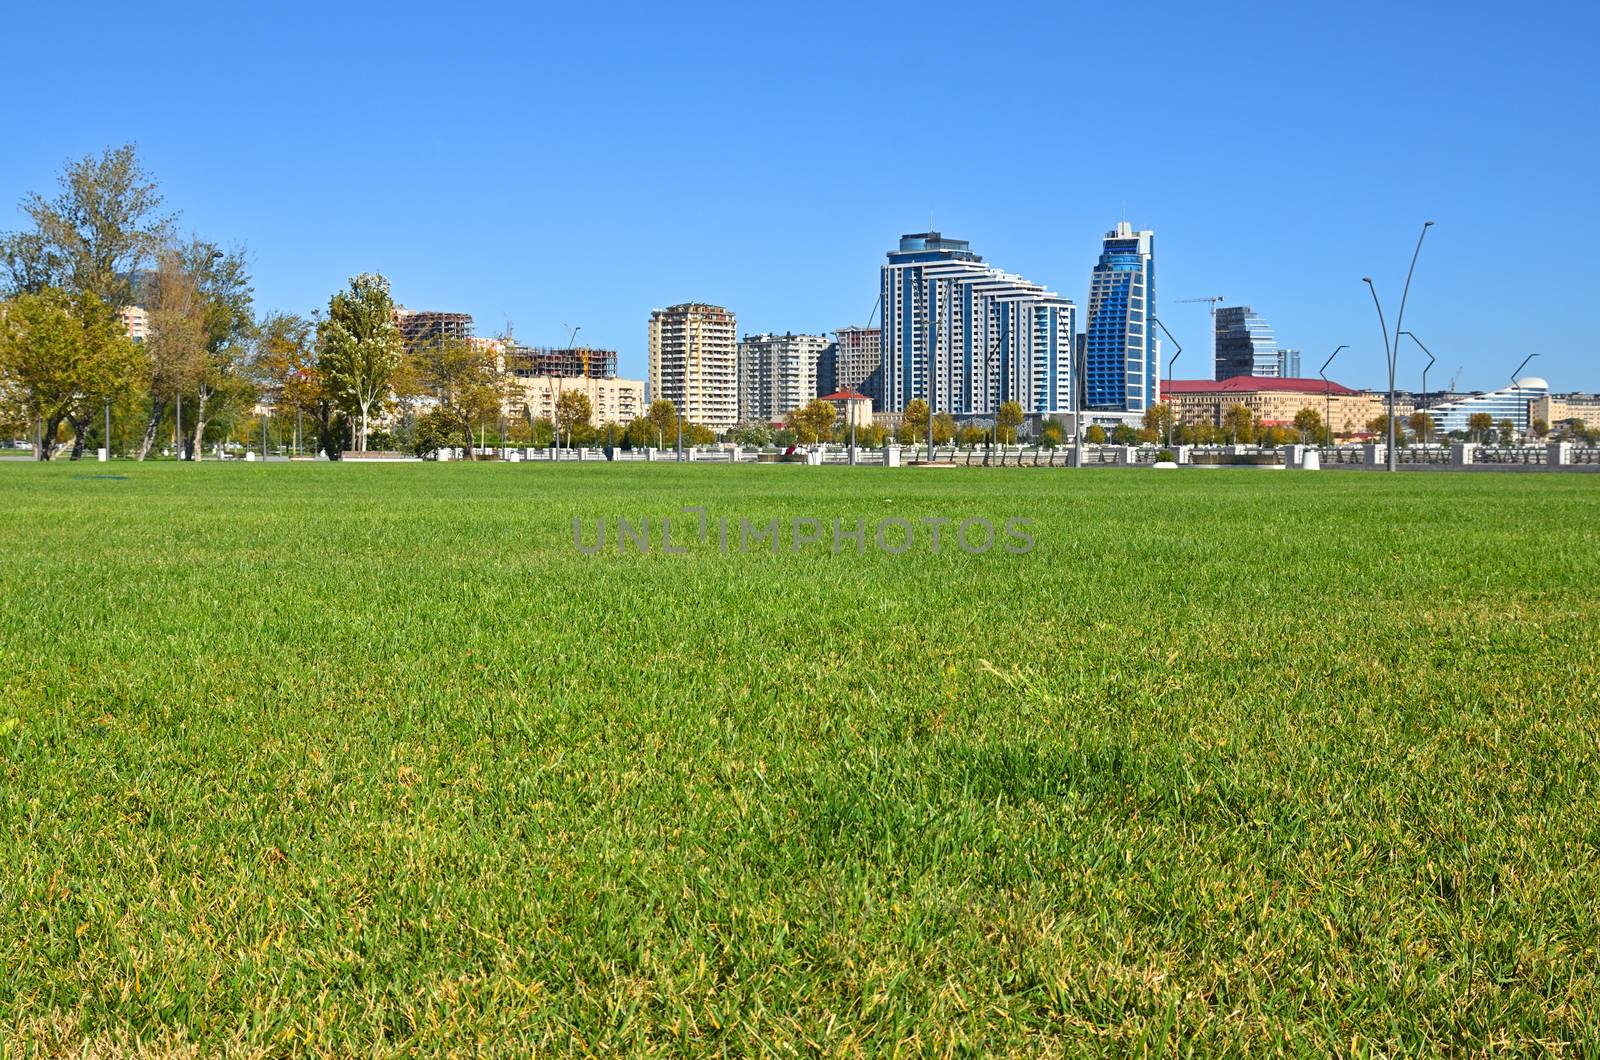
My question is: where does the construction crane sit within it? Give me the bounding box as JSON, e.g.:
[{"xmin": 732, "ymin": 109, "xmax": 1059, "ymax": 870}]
[{"xmin": 1177, "ymin": 297, "xmax": 1226, "ymax": 378}]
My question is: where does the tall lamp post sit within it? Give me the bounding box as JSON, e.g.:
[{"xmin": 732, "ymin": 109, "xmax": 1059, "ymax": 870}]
[
  {"xmin": 1320, "ymin": 344, "xmax": 1347, "ymax": 444},
  {"xmin": 1508, "ymin": 353, "xmax": 1539, "ymax": 389},
  {"xmin": 1510, "ymin": 354, "xmax": 1540, "ymax": 441},
  {"xmin": 1401, "ymin": 331, "xmax": 1437, "ymax": 444},
  {"xmin": 1401, "ymin": 332, "xmax": 1436, "ymax": 409},
  {"xmin": 1363, "ymin": 220, "xmax": 1434, "ymax": 470},
  {"xmin": 1151, "ymin": 317, "xmax": 1182, "ymax": 448}
]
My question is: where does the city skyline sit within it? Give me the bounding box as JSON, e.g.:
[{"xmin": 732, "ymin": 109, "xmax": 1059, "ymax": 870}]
[{"xmin": 4, "ymin": 1, "xmax": 1596, "ymax": 393}]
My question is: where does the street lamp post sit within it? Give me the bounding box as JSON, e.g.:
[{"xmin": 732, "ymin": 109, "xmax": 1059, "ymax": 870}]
[
  {"xmin": 1320, "ymin": 344, "xmax": 1348, "ymax": 445},
  {"xmin": 1510, "ymin": 354, "xmax": 1540, "ymax": 441},
  {"xmin": 1508, "ymin": 353, "xmax": 1539, "ymax": 389},
  {"xmin": 1363, "ymin": 221, "xmax": 1434, "ymax": 471},
  {"xmin": 103, "ymin": 400, "xmax": 111, "ymax": 461},
  {"xmin": 1151, "ymin": 317, "xmax": 1182, "ymax": 448},
  {"xmin": 1401, "ymin": 332, "xmax": 1437, "ymax": 444}
]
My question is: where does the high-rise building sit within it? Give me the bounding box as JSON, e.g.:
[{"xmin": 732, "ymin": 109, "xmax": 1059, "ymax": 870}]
[
  {"xmin": 648, "ymin": 303, "xmax": 738, "ymax": 430},
  {"xmin": 1084, "ymin": 222, "xmax": 1158, "ymax": 412},
  {"xmin": 832, "ymin": 326, "xmax": 883, "ymax": 409},
  {"xmin": 119, "ymin": 306, "xmax": 149, "ymax": 342},
  {"xmin": 880, "ymin": 233, "xmax": 1075, "ymax": 416},
  {"xmin": 393, "ymin": 307, "xmax": 473, "ymax": 351},
  {"xmin": 736, "ymin": 331, "xmax": 831, "ymax": 423},
  {"xmin": 1277, "ymin": 348, "xmax": 1302, "ymax": 378},
  {"xmin": 1215, "ymin": 306, "xmax": 1281, "ymax": 379},
  {"xmin": 503, "ymin": 344, "xmax": 620, "ymax": 379}
]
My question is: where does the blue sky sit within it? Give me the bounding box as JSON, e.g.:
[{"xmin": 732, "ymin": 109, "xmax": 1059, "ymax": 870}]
[{"xmin": 4, "ymin": 0, "xmax": 1596, "ymax": 391}]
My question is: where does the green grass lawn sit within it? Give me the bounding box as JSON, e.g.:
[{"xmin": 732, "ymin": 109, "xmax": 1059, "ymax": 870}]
[{"xmin": 1, "ymin": 463, "xmax": 1598, "ymax": 1056}]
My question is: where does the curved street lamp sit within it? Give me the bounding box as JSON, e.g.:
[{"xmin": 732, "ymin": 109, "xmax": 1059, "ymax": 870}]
[
  {"xmin": 1364, "ymin": 221, "xmax": 1435, "ymax": 469},
  {"xmin": 1320, "ymin": 344, "xmax": 1348, "ymax": 443},
  {"xmin": 1151, "ymin": 316, "xmax": 1183, "ymax": 447}
]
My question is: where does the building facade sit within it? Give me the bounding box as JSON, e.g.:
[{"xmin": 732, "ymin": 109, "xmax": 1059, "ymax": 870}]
[
  {"xmin": 648, "ymin": 303, "xmax": 738, "ymax": 431},
  {"xmin": 507, "ymin": 375, "xmax": 647, "ymax": 429},
  {"xmin": 1531, "ymin": 392, "xmax": 1600, "ymax": 432},
  {"xmin": 1423, "ymin": 377, "xmax": 1548, "ymax": 436},
  {"xmin": 880, "ymin": 232, "xmax": 1075, "ymax": 417},
  {"xmin": 736, "ymin": 332, "xmax": 830, "ymax": 422},
  {"xmin": 1214, "ymin": 306, "xmax": 1280, "ymax": 379},
  {"xmin": 1165, "ymin": 376, "xmax": 1398, "ymax": 435},
  {"xmin": 1085, "ymin": 222, "xmax": 1158, "ymax": 413},
  {"xmin": 503, "ymin": 344, "xmax": 619, "ymax": 379},
  {"xmin": 394, "ymin": 307, "xmax": 473, "ymax": 351},
  {"xmin": 831, "ymin": 325, "xmax": 883, "ymax": 409},
  {"xmin": 119, "ymin": 305, "xmax": 149, "ymax": 342}
]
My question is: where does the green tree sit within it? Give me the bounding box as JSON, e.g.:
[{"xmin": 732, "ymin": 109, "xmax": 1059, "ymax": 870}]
[
  {"xmin": 996, "ymin": 400, "xmax": 1024, "ymax": 444},
  {"xmin": 1142, "ymin": 402, "xmax": 1175, "ymax": 444},
  {"xmin": 1223, "ymin": 404, "xmax": 1255, "ymax": 444},
  {"xmin": 1531, "ymin": 418, "xmax": 1549, "ymax": 439},
  {"xmin": 0, "ymin": 144, "xmax": 171, "ymax": 306},
  {"xmin": 622, "ymin": 416, "xmax": 654, "ymax": 450},
  {"xmin": 1407, "ymin": 410, "xmax": 1435, "ymax": 444},
  {"xmin": 931, "ymin": 411, "xmax": 957, "ymax": 445},
  {"xmin": 900, "ymin": 398, "xmax": 929, "ymax": 443},
  {"xmin": 161, "ymin": 240, "xmax": 255, "ymax": 461},
  {"xmin": 1497, "ymin": 418, "xmax": 1515, "ymax": 444},
  {"xmin": 319, "ymin": 273, "xmax": 401, "ymax": 452},
  {"xmin": 1110, "ymin": 423, "xmax": 1139, "ymax": 445},
  {"xmin": 731, "ymin": 421, "xmax": 772, "ymax": 447},
  {"xmin": 1467, "ymin": 411, "xmax": 1494, "ymax": 443},
  {"xmin": 1293, "ymin": 407, "xmax": 1323, "ymax": 444},
  {"xmin": 790, "ymin": 398, "xmax": 837, "ymax": 444},
  {"xmin": 554, "ymin": 389, "xmax": 593, "ymax": 450},
  {"xmin": 957, "ymin": 425, "xmax": 986, "ymax": 448},
  {"xmin": 255, "ymin": 312, "xmax": 344, "ymax": 460},
  {"xmin": 647, "ymin": 399, "xmax": 678, "ymax": 448},
  {"xmin": 1084, "ymin": 424, "xmax": 1107, "ymax": 444},
  {"xmin": 0, "ymin": 288, "xmax": 144, "ymax": 460},
  {"xmin": 411, "ymin": 406, "xmax": 458, "ymax": 458},
  {"xmin": 408, "ymin": 337, "xmax": 506, "ymax": 454}
]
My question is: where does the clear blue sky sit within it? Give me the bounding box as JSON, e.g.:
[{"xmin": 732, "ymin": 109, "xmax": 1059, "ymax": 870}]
[{"xmin": 4, "ymin": 0, "xmax": 1596, "ymax": 391}]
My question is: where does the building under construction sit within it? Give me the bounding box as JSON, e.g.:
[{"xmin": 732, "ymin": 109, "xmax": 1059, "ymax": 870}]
[
  {"xmin": 502, "ymin": 344, "xmax": 618, "ymax": 379},
  {"xmin": 394, "ymin": 307, "xmax": 473, "ymax": 351}
]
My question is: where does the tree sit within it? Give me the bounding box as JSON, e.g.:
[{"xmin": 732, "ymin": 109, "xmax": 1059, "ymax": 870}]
[
  {"xmin": 1408, "ymin": 411, "xmax": 1435, "ymax": 444},
  {"xmin": 1040, "ymin": 424, "xmax": 1063, "ymax": 448},
  {"xmin": 1, "ymin": 144, "xmax": 171, "ymax": 306},
  {"xmin": 1293, "ymin": 407, "xmax": 1323, "ymax": 445},
  {"xmin": 623, "ymin": 416, "xmax": 654, "ymax": 450},
  {"xmin": 957, "ymin": 425, "xmax": 985, "ymax": 448},
  {"xmin": 0, "ymin": 288, "xmax": 144, "ymax": 460},
  {"xmin": 254, "ymin": 312, "xmax": 346, "ymax": 460},
  {"xmin": 550, "ymin": 389, "xmax": 593, "ymax": 449},
  {"xmin": 900, "ymin": 398, "xmax": 929, "ymax": 443},
  {"xmin": 319, "ymin": 273, "xmax": 401, "ymax": 452},
  {"xmin": 731, "ymin": 421, "xmax": 772, "ymax": 447},
  {"xmin": 407, "ymin": 336, "xmax": 506, "ymax": 455},
  {"xmin": 646, "ymin": 399, "xmax": 678, "ymax": 448},
  {"xmin": 1498, "ymin": 418, "xmax": 1515, "ymax": 444},
  {"xmin": 932, "ymin": 411, "xmax": 957, "ymax": 445},
  {"xmin": 411, "ymin": 406, "xmax": 459, "ymax": 458},
  {"xmin": 1084, "ymin": 424, "xmax": 1107, "ymax": 444},
  {"xmin": 1222, "ymin": 404, "xmax": 1255, "ymax": 444},
  {"xmin": 1467, "ymin": 411, "xmax": 1494, "ymax": 443},
  {"xmin": 996, "ymin": 400, "xmax": 1024, "ymax": 444},
  {"xmin": 790, "ymin": 399, "xmax": 837, "ymax": 444},
  {"xmin": 1531, "ymin": 418, "xmax": 1549, "ymax": 439},
  {"xmin": 1142, "ymin": 402, "xmax": 1175, "ymax": 444},
  {"xmin": 1110, "ymin": 423, "xmax": 1139, "ymax": 445},
  {"xmin": 145, "ymin": 239, "xmax": 254, "ymax": 461}
]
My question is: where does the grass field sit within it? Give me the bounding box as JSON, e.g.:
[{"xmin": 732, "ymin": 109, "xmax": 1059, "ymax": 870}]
[{"xmin": 1, "ymin": 463, "xmax": 1598, "ymax": 1056}]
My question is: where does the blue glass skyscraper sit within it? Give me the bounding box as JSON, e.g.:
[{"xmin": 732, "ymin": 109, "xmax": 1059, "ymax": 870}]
[{"xmin": 1084, "ymin": 222, "xmax": 1157, "ymax": 412}]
